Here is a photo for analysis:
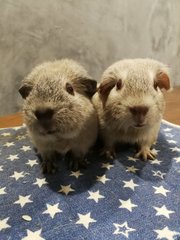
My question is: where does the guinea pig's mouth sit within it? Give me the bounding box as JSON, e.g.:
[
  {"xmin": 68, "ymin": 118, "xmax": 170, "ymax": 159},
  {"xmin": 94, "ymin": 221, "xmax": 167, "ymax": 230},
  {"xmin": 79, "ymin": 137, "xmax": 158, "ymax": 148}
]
[{"xmin": 133, "ymin": 123, "xmax": 146, "ymax": 128}]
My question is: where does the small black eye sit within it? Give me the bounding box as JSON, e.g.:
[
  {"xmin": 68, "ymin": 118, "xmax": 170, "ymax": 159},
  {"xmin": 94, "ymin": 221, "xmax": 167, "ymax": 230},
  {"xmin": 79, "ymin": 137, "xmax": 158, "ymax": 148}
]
[
  {"xmin": 66, "ymin": 83, "xmax": 74, "ymax": 95},
  {"xmin": 154, "ymin": 81, "xmax": 158, "ymax": 91}
]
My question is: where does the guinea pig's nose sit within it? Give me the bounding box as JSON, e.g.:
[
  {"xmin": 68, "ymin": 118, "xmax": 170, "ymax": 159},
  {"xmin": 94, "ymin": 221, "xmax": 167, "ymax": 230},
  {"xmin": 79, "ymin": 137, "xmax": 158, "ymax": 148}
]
[
  {"xmin": 34, "ymin": 108, "xmax": 54, "ymax": 121},
  {"xmin": 129, "ymin": 106, "xmax": 149, "ymax": 116}
]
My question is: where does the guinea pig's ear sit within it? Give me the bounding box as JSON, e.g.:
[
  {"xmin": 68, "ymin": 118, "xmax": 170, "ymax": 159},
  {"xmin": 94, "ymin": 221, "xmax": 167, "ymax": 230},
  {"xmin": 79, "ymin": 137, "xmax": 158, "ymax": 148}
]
[
  {"xmin": 19, "ymin": 82, "xmax": 33, "ymax": 99},
  {"xmin": 72, "ymin": 78, "xmax": 97, "ymax": 98},
  {"xmin": 98, "ymin": 78, "xmax": 122, "ymax": 106},
  {"xmin": 154, "ymin": 71, "xmax": 170, "ymax": 91}
]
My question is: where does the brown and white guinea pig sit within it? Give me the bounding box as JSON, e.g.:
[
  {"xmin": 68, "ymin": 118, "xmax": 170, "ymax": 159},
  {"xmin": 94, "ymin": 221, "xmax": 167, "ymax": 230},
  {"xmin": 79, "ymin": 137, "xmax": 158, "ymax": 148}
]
[
  {"xmin": 92, "ymin": 58, "xmax": 171, "ymax": 160},
  {"xmin": 19, "ymin": 59, "xmax": 98, "ymax": 173}
]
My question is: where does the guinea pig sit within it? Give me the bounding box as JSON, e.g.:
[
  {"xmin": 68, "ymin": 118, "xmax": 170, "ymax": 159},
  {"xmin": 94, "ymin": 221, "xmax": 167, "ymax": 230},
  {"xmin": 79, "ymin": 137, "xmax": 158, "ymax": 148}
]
[
  {"xmin": 19, "ymin": 59, "xmax": 98, "ymax": 173},
  {"xmin": 92, "ymin": 58, "xmax": 171, "ymax": 160}
]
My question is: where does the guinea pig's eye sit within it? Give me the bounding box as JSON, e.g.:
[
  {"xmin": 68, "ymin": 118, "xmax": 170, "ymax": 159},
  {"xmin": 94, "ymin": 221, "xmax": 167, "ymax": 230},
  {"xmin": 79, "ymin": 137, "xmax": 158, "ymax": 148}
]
[
  {"xmin": 154, "ymin": 81, "xmax": 158, "ymax": 91},
  {"xmin": 116, "ymin": 79, "xmax": 122, "ymax": 90},
  {"xmin": 66, "ymin": 82, "xmax": 74, "ymax": 95}
]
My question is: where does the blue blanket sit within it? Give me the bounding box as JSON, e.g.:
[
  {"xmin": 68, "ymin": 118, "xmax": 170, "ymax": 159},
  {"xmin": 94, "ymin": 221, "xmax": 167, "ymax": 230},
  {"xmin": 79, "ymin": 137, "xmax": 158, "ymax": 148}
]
[{"xmin": 0, "ymin": 121, "xmax": 179, "ymax": 240}]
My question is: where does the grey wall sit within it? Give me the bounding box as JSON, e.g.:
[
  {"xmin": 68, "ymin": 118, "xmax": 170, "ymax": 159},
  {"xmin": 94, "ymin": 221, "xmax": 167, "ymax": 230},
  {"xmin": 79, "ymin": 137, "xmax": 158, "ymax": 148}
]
[{"xmin": 0, "ymin": 0, "xmax": 180, "ymax": 116}]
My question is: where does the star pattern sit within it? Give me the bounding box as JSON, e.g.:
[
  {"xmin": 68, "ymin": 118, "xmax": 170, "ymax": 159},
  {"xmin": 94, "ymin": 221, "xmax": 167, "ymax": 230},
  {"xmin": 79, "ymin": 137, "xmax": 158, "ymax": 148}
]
[
  {"xmin": 3, "ymin": 142, "xmax": 15, "ymax": 147},
  {"xmin": 1, "ymin": 132, "xmax": 11, "ymax": 136},
  {"xmin": 87, "ymin": 190, "xmax": 105, "ymax": 203},
  {"xmin": 123, "ymin": 179, "xmax": 139, "ymax": 191},
  {"xmin": 22, "ymin": 229, "xmax": 45, "ymax": 240},
  {"xmin": 0, "ymin": 187, "xmax": 7, "ymax": 195},
  {"xmin": 101, "ymin": 162, "xmax": 114, "ymax": 170},
  {"xmin": 0, "ymin": 123, "xmax": 179, "ymax": 239},
  {"xmin": 43, "ymin": 203, "xmax": 62, "ymax": 218},
  {"xmin": 153, "ymin": 185, "xmax": 170, "ymax": 197},
  {"xmin": 174, "ymin": 157, "xmax": 180, "ymax": 163},
  {"xmin": 0, "ymin": 217, "xmax": 10, "ymax": 231},
  {"xmin": 153, "ymin": 205, "xmax": 174, "ymax": 218},
  {"xmin": 58, "ymin": 184, "xmax": 75, "ymax": 195},
  {"xmin": 113, "ymin": 222, "xmax": 135, "ymax": 237},
  {"xmin": 119, "ymin": 199, "xmax": 138, "ymax": 212},
  {"xmin": 20, "ymin": 145, "xmax": 31, "ymax": 152},
  {"xmin": 7, "ymin": 154, "xmax": 19, "ymax": 161},
  {"xmin": 152, "ymin": 170, "xmax": 166, "ymax": 179},
  {"xmin": 26, "ymin": 159, "xmax": 38, "ymax": 167},
  {"xmin": 76, "ymin": 212, "xmax": 96, "ymax": 229},
  {"xmin": 10, "ymin": 171, "xmax": 25, "ymax": 180},
  {"xmin": 97, "ymin": 174, "xmax": 110, "ymax": 184},
  {"xmin": 126, "ymin": 165, "xmax": 139, "ymax": 173},
  {"xmin": 33, "ymin": 178, "xmax": 47, "ymax": 188},
  {"xmin": 14, "ymin": 195, "xmax": 33, "ymax": 207},
  {"xmin": 154, "ymin": 226, "xmax": 179, "ymax": 240},
  {"xmin": 170, "ymin": 147, "xmax": 180, "ymax": 152},
  {"xmin": 70, "ymin": 170, "xmax": 83, "ymax": 179}
]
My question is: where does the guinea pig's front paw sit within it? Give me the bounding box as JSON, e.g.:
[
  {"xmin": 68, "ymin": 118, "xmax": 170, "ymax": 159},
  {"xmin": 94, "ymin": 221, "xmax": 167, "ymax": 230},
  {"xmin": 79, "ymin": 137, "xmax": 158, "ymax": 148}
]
[
  {"xmin": 42, "ymin": 160, "xmax": 58, "ymax": 174},
  {"xmin": 135, "ymin": 147, "xmax": 156, "ymax": 161},
  {"xmin": 100, "ymin": 147, "xmax": 116, "ymax": 160}
]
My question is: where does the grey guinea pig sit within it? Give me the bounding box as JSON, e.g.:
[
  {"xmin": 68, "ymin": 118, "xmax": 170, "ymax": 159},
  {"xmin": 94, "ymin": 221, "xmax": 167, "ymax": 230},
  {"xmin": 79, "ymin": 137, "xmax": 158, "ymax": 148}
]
[
  {"xmin": 19, "ymin": 59, "xmax": 98, "ymax": 173},
  {"xmin": 92, "ymin": 58, "xmax": 171, "ymax": 160}
]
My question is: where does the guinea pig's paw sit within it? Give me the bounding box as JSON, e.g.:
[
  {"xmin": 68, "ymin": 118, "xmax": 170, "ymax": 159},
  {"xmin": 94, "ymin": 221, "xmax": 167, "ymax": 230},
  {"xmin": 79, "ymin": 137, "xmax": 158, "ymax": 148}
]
[
  {"xmin": 100, "ymin": 147, "xmax": 116, "ymax": 160},
  {"xmin": 42, "ymin": 160, "xmax": 58, "ymax": 174},
  {"xmin": 67, "ymin": 158, "xmax": 87, "ymax": 171},
  {"xmin": 135, "ymin": 147, "xmax": 156, "ymax": 161}
]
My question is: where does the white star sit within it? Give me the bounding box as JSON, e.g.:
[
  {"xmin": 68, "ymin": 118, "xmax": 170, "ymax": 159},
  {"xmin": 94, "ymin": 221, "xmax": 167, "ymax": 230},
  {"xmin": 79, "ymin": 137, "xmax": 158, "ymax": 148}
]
[
  {"xmin": 123, "ymin": 179, "xmax": 139, "ymax": 191},
  {"xmin": 152, "ymin": 170, "xmax": 166, "ymax": 179},
  {"xmin": 1, "ymin": 132, "xmax": 11, "ymax": 136},
  {"xmin": 167, "ymin": 140, "xmax": 177, "ymax": 144},
  {"xmin": 7, "ymin": 154, "xmax": 19, "ymax": 161},
  {"xmin": 87, "ymin": 190, "xmax": 105, "ymax": 203},
  {"xmin": 165, "ymin": 133, "xmax": 174, "ymax": 138},
  {"xmin": 3, "ymin": 142, "xmax": 14, "ymax": 147},
  {"xmin": 13, "ymin": 126, "xmax": 23, "ymax": 131},
  {"xmin": 0, "ymin": 165, "xmax": 3, "ymax": 172},
  {"xmin": 10, "ymin": 171, "xmax": 25, "ymax": 180},
  {"xmin": 0, "ymin": 187, "xmax": 7, "ymax": 195},
  {"xmin": 33, "ymin": 178, "xmax": 47, "ymax": 188},
  {"xmin": 26, "ymin": 159, "xmax": 38, "ymax": 167},
  {"xmin": 119, "ymin": 199, "xmax": 137, "ymax": 212},
  {"xmin": 58, "ymin": 184, "xmax": 75, "ymax": 195},
  {"xmin": 113, "ymin": 222, "xmax": 136, "ymax": 237},
  {"xmin": 153, "ymin": 185, "xmax": 170, "ymax": 196},
  {"xmin": 153, "ymin": 205, "xmax": 174, "ymax": 219},
  {"xmin": 14, "ymin": 195, "xmax": 32, "ymax": 208},
  {"xmin": 174, "ymin": 157, "xmax": 180, "ymax": 163},
  {"xmin": 20, "ymin": 145, "xmax": 31, "ymax": 152},
  {"xmin": 151, "ymin": 148, "xmax": 160, "ymax": 155},
  {"xmin": 126, "ymin": 166, "xmax": 139, "ymax": 173},
  {"xmin": 170, "ymin": 147, "xmax": 180, "ymax": 152},
  {"xmin": 70, "ymin": 170, "xmax": 83, "ymax": 179},
  {"xmin": 127, "ymin": 156, "xmax": 138, "ymax": 162},
  {"xmin": 0, "ymin": 217, "xmax": 10, "ymax": 231},
  {"xmin": 101, "ymin": 162, "xmax": 114, "ymax": 170},
  {"xmin": 164, "ymin": 128, "xmax": 172, "ymax": 132},
  {"xmin": 76, "ymin": 212, "xmax": 96, "ymax": 229},
  {"xmin": 150, "ymin": 159, "xmax": 162, "ymax": 165},
  {"xmin": 97, "ymin": 174, "xmax": 110, "ymax": 184},
  {"xmin": 16, "ymin": 135, "xmax": 26, "ymax": 140},
  {"xmin": 43, "ymin": 203, "xmax": 62, "ymax": 218},
  {"xmin": 22, "ymin": 229, "xmax": 45, "ymax": 240},
  {"xmin": 154, "ymin": 226, "xmax": 179, "ymax": 240}
]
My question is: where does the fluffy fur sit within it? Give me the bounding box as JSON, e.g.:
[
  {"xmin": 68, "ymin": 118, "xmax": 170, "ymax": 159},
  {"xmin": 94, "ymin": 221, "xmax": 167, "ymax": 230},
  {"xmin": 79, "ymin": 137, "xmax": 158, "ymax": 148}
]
[
  {"xmin": 19, "ymin": 59, "xmax": 98, "ymax": 172},
  {"xmin": 92, "ymin": 58, "xmax": 171, "ymax": 160}
]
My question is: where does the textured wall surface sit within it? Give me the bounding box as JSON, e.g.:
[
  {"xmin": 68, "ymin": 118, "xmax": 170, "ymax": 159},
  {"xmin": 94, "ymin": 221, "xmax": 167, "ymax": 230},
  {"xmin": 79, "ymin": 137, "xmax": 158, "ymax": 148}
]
[{"xmin": 0, "ymin": 0, "xmax": 180, "ymax": 115}]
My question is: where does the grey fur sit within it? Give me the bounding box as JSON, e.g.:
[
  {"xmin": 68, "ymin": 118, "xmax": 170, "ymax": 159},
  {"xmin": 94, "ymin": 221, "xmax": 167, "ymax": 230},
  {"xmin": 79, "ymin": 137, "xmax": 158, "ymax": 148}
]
[
  {"xmin": 19, "ymin": 59, "xmax": 98, "ymax": 172},
  {"xmin": 92, "ymin": 58, "xmax": 171, "ymax": 160}
]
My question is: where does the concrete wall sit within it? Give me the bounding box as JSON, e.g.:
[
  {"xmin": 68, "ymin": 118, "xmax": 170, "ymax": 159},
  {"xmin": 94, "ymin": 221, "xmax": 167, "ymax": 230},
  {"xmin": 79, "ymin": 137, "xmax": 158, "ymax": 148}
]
[{"xmin": 0, "ymin": 0, "xmax": 180, "ymax": 115}]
